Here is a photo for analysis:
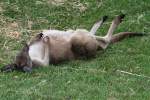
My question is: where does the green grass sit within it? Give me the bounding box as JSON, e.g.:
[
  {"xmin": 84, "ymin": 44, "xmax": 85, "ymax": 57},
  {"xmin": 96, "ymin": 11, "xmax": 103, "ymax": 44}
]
[{"xmin": 0, "ymin": 0, "xmax": 150, "ymax": 99}]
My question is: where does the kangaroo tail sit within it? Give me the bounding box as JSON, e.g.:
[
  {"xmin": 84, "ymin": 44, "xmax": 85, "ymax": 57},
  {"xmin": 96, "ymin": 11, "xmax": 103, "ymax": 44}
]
[{"xmin": 110, "ymin": 32, "xmax": 147, "ymax": 43}]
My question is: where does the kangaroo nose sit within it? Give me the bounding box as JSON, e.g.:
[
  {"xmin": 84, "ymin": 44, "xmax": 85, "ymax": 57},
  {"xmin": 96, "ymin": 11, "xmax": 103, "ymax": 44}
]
[{"xmin": 23, "ymin": 66, "xmax": 32, "ymax": 73}]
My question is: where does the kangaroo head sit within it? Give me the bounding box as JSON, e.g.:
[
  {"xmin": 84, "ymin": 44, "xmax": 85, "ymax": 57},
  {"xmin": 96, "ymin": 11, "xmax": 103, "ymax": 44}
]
[
  {"xmin": 1, "ymin": 43, "xmax": 32, "ymax": 73},
  {"xmin": 14, "ymin": 43, "xmax": 32, "ymax": 72}
]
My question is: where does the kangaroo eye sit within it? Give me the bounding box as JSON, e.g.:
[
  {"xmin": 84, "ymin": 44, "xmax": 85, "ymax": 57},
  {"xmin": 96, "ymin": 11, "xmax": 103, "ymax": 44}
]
[{"xmin": 21, "ymin": 63, "xmax": 25, "ymax": 67}]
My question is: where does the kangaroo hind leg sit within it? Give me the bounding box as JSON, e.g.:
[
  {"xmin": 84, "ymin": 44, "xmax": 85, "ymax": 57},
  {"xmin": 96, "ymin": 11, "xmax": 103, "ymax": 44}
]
[
  {"xmin": 90, "ymin": 16, "xmax": 108, "ymax": 35},
  {"xmin": 95, "ymin": 14, "xmax": 125, "ymax": 49}
]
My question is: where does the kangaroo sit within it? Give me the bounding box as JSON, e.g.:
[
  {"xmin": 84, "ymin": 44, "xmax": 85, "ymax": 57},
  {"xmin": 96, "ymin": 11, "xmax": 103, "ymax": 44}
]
[{"xmin": 1, "ymin": 14, "xmax": 145, "ymax": 72}]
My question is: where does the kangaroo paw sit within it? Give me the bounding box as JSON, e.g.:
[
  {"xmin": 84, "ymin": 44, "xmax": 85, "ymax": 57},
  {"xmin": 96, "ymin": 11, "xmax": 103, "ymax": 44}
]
[
  {"xmin": 102, "ymin": 15, "xmax": 108, "ymax": 22},
  {"xmin": 114, "ymin": 14, "xmax": 126, "ymax": 24},
  {"xmin": 43, "ymin": 36, "xmax": 49, "ymax": 43}
]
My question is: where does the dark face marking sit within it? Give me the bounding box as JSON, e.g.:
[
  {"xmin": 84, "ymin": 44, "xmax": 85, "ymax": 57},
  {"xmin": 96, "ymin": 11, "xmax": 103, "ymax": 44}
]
[
  {"xmin": 0, "ymin": 64, "xmax": 16, "ymax": 72},
  {"xmin": 1, "ymin": 63, "xmax": 32, "ymax": 73}
]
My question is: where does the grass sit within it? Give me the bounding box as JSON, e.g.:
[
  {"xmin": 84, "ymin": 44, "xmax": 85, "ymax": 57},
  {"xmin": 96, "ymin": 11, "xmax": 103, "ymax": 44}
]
[{"xmin": 0, "ymin": 0, "xmax": 150, "ymax": 99}]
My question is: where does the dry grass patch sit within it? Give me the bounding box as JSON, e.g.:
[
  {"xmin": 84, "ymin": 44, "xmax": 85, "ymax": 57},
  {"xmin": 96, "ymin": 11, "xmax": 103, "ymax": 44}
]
[{"xmin": 47, "ymin": 0, "xmax": 67, "ymax": 6}]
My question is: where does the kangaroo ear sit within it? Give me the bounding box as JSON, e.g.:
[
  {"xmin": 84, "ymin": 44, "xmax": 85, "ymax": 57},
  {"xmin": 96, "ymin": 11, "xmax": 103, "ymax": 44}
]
[{"xmin": 22, "ymin": 43, "xmax": 29, "ymax": 52}]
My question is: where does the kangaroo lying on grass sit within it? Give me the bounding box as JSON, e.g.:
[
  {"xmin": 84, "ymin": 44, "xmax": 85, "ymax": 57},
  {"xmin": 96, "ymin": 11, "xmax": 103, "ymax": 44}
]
[{"xmin": 1, "ymin": 14, "xmax": 145, "ymax": 72}]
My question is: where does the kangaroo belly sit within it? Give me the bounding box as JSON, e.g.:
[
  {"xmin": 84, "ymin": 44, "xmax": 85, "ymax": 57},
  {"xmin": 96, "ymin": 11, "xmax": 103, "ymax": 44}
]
[
  {"xmin": 49, "ymin": 37, "xmax": 74, "ymax": 64},
  {"xmin": 70, "ymin": 30, "xmax": 98, "ymax": 58}
]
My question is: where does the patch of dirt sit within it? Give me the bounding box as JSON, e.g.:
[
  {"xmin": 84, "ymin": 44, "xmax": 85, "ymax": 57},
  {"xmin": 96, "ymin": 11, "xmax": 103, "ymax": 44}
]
[
  {"xmin": 107, "ymin": 96, "xmax": 118, "ymax": 100},
  {"xmin": 72, "ymin": 2, "xmax": 88, "ymax": 12},
  {"xmin": 0, "ymin": 17, "xmax": 21, "ymax": 39},
  {"xmin": 0, "ymin": 2, "xmax": 4, "ymax": 13},
  {"xmin": 48, "ymin": 0, "xmax": 88, "ymax": 12},
  {"xmin": 0, "ymin": 6, "xmax": 3, "ymax": 12},
  {"xmin": 47, "ymin": 0, "xmax": 67, "ymax": 6}
]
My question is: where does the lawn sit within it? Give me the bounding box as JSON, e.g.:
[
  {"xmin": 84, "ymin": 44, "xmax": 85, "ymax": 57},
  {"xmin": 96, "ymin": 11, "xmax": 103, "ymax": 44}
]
[{"xmin": 0, "ymin": 0, "xmax": 150, "ymax": 100}]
